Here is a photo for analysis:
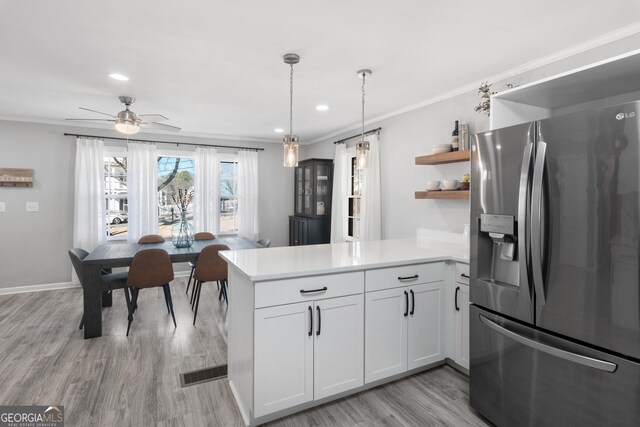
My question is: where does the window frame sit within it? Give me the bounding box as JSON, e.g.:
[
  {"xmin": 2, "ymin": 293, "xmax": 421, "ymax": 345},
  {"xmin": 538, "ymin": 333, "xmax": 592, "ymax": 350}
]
[
  {"xmin": 218, "ymin": 153, "xmax": 239, "ymax": 236},
  {"xmin": 345, "ymin": 146, "xmax": 360, "ymax": 242}
]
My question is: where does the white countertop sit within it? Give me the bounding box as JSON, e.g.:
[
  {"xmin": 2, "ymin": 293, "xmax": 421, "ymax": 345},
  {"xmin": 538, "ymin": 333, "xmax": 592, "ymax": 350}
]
[{"xmin": 220, "ymin": 238, "xmax": 469, "ymax": 282}]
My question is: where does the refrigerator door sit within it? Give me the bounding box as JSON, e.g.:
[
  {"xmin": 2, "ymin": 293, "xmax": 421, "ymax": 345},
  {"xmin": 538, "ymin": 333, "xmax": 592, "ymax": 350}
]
[
  {"xmin": 470, "ymin": 305, "xmax": 640, "ymax": 427},
  {"xmin": 534, "ymin": 101, "xmax": 640, "ymax": 359},
  {"xmin": 471, "ymin": 123, "xmax": 534, "ymax": 323}
]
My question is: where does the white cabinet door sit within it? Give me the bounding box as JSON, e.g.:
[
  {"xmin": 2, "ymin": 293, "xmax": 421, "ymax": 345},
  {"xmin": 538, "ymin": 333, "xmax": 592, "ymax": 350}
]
[
  {"xmin": 254, "ymin": 302, "xmax": 313, "ymax": 417},
  {"xmin": 407, "ymin": 281, "xmax": 443, "ymax": 369},
  {"xmin": 314, "ymin": 294, "xmax": 364, "ymax": 400},
  {"xmin": 455, "ymin": 284, "xmax": 470, "ymax": 369},
  {"xmin": 365, "ymin": 287, "xmax": 408, "ymax": 383}
]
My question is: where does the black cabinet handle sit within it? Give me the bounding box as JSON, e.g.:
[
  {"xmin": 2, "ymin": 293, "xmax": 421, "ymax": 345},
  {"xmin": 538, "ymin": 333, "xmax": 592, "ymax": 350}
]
[
  {"xmin": 308, "ymin": 306, "xmax": 313, "ymax": 336},
  {"xmin": 404, "ymin": 291, "xmax": 409, "ymax": 317},
  {"xmin": 455, "ymin": 286, "xmax": 460, "ymax": 311},
  {"xmin": 316, "ymin": 305, "xmax": 321, "ymax": 336},
  {"xmin": 300, "ymin": 287, "xmax": 328, "ymax": 294},
  {"xmin": 398, "ymin": 274, "xmax": 419, "ymax": 281},
  {"xmin": 460, "ymin": 273, "xmax": 470, "ymax": 279},
  {"xmin": 409, "ymin": 289, "xmax": 415, "ymax": 315}
]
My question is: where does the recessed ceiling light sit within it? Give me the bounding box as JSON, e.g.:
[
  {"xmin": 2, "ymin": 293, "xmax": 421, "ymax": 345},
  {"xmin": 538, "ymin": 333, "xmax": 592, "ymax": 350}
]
[
  {"xmin": 316, "ymin": 105, "xmax": 329, "ymax": 111},
  {"xmin": 274, "ymin": 128, "xmax": 284, "ymax": 133},
  {"xmin": 108, "ymin": 73, "xmax": 129, "ymax": 81}
]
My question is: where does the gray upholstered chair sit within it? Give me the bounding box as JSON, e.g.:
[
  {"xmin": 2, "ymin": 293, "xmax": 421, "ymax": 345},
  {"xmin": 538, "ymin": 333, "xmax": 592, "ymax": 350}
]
[
  {"xmin": 68, "ymin": 248, "xmax": 127, "ymax": 330},
  {"xmin": 256, "ymin": 238, "xmax": 271, "ymax": 248},
  {"xmin": 192, "ymin": 244, "xmax": 229, "ymax": 325}
]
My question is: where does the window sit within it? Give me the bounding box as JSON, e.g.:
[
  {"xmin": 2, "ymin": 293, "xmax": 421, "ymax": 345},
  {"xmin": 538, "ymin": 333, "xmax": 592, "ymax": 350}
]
[
  {"xmin": 347, "ymin": 152, "xmax": 361, "ymax": 240},
  {"xmin": 104, "ymin": 153, "xmax": 128, "ymax": 240},
  {"xmin": 157, "ymin": 156, "xmax": 195, "ymax": 238},
  {"xmin": 103, "ymin": 149, "xmax": 240, "ymax": 240},
  {"xmin": 219, "ymin": 159, "xmax": 239, "ymax": 234}
]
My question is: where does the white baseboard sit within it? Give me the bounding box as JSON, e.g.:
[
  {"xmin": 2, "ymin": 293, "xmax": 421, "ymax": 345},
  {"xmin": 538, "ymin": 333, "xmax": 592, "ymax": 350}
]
[
  {"xmin": 0, "ymin": 281, "xmax": 80, "ymax": 296},
  {"xmin": 0, "ymin": 271, "xmax": 192, "ymax": 296}
]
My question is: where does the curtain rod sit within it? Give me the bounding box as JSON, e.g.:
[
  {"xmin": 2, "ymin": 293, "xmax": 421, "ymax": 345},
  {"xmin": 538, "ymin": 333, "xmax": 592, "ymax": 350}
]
[
  {"xmin": 63, "ymin": 133, "xmax": 265, "ymax": 151},
  {"xmin": 333, "ymin": 127, "xmax": 382, "ymax": 144}
]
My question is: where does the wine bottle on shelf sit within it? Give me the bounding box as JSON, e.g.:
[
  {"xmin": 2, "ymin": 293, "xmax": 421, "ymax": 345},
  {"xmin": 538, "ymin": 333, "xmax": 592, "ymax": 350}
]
[{"xmin": 451, "ymin": 120, "xmax": 459, "ymax": 151}]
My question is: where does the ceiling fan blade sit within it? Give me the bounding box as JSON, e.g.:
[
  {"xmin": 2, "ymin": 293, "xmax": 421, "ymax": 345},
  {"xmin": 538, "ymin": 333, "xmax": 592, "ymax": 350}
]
[
  {"xmin": 138, "ymin": 114, "xmax": 168, "ymax": 122},
  {"xmin": 79, "ymin": 107, "xmax": 117, "ymax": 117},
  {"xmin": 144, "ymin": 122, "xmax": 182, "ymax": 132},
  {"xmin": 65, "ymin": 118, "xmax": 116, "ymax": 122}
]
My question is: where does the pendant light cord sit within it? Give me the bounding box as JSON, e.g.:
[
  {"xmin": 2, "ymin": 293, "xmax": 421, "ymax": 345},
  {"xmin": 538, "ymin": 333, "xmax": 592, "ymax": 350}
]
[
  {"xmin": 361, "ymin": 72, "xmax": 366, "ymax": 139},
  {"xmin": 289, "ymin": 63, "xmax": 294, "ymax": 137}
]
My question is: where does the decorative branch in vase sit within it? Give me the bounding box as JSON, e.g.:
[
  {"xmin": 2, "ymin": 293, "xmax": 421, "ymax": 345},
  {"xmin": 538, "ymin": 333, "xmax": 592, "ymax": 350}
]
[
  {"xmin": 474, "ymin": 81, "xmax": 513, "ymax": 116},
  {"xmin": 171, "ymin": 188, "xmax": 195, "ymax": 248}
]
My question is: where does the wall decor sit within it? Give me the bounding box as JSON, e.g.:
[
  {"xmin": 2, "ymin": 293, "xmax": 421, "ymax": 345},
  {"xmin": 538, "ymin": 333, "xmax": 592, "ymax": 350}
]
[{"xmin": 0, "ymin": 168, "xmax": 34, "ymax": 187}]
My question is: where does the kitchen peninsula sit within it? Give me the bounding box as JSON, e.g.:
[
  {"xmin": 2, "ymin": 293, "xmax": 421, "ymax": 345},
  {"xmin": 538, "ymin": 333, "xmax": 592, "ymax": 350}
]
[{"xmin": 220, "ymin": 235, "xmax": 470, "ymax": 426}]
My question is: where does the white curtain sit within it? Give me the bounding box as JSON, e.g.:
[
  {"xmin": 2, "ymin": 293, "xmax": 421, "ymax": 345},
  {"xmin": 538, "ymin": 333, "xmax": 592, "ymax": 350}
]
[
  {"xmin": 72, "ymin": 138, "xmax": 106, "ymax": 283},
  {"xmin": 127, "ymin": 142, "xmax": 159, "ymax": 242},
  {"xmin": 359, "ymin": 133, "xmax": 382, "ymax": 241},
  {"xmin": 330, "ymin": 143, "xmax": 348, "ymax": 243},
  {"xmin": 194, "ymin": 146, "xmax": 220, "ymax": 234},
  {"xmin": 237, "ymin": 150, "xmax": 259, "ymax": 241}
]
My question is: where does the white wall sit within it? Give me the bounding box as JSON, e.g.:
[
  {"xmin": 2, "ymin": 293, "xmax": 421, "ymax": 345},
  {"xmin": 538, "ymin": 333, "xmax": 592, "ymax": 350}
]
[
  {"xmin": 305, "ymin": 32, "xmax": 640, "ymax": 240},
  {"xmin": 0, "ymin": 120, "xmax": 292, "ymax": 289}
]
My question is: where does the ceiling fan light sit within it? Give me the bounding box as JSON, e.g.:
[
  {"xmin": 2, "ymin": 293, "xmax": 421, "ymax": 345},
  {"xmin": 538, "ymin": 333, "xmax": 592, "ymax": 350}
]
[{"xmin": 115, "ymin": 120, "xmax": 140, "ymax": 135}]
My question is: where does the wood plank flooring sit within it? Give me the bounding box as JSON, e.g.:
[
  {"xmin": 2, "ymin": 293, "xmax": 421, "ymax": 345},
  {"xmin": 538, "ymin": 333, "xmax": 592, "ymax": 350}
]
[{"xmin": 0, "ymin": 278, "xmax": 490, "ymax": 427}]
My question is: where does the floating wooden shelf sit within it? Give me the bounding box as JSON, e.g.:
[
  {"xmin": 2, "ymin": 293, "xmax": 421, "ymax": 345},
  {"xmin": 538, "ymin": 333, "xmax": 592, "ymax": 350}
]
[
  {"xmin": 415, "ymin": 190, "xmax": 469, "ymax": 200},
  {"xmin": 0, "ymin": 168, "xmax": 34, "ymax": 187},
  {"xmin": 415, "ymin": 149, "xmax": 470, "ymax": 165}
]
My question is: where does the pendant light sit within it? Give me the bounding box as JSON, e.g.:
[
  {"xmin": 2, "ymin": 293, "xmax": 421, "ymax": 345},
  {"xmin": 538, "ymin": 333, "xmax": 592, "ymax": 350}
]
[
  {"xmin": 283, "ymin": 53, "xmax": 300, "ymax": 167},
  {"xmin": 355, "ymin": 69, "xmax": 372, "ymax": 170}
]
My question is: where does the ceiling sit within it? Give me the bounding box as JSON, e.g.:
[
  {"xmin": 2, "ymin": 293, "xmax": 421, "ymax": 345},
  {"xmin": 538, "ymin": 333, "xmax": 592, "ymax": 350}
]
[{"xmin": 1, "ymin": 1, "xmax": 640, "ymax": 143}]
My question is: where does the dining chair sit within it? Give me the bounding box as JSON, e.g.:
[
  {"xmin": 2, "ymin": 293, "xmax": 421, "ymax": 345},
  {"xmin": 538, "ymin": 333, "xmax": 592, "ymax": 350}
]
[
  {"xmin": 68, "ymin": 248, "xmax": 127, "ymax": 330},
  {"xmin": 256, "ymin": 238, "xmax": 271, "ymax": 248},
  {"xmin": 138, "ymin": 234, "xmax": 165, "ymax": 244},
  {"xmin": 186, "ymin": 232, "xmax": 216, "ymax": 297},
  {"xmin": 192, "ymin": 244, "xmax": 229, "ymax": 325},
  {"xmin": 116, "ymin": 248, "xmax": 176, "ymax": 336}
]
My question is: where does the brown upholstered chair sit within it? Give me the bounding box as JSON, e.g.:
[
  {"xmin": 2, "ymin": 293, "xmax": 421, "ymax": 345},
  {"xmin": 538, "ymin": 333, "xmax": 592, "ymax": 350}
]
[
  {"xmin": 68, "ymin": 248, "xmax": 127, "ymax": 330},
  {"xmin": 138, "ymin": 234, "xmax": 165, "ymax": 244},
  {"xmin": 186, "ymin": 232, "xmax": 216, "ymax": 298},
  {"xmin": 122, "ymin": 248, "xmax": 176, "ymax": 336},
  {"xmin": 192, "ymin": 244, "xmax": 229, "ymax": 325}
]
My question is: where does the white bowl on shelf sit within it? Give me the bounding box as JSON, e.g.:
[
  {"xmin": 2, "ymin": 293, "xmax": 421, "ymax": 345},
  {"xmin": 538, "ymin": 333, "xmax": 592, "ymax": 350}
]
[
  {"xmin": 431, "ymin": 144, "xmax": 452, "ymax": 154},
  {"xmin": 442, "ymin": 179, "xmax": 459, "ymax": 190},
  {"xmin": 426, "ymin": 180, "xmax": 441, "ymax": 191}
]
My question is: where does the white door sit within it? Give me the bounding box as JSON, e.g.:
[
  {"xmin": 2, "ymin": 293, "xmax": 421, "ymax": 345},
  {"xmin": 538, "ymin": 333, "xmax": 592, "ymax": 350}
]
[
  {"xmin": 365, "ymin": 287, "xmax": 408, "ymax": 383},
  {"xmin": 314, "ymin": 294, "xmax": 364, "ymax": 400},
  {"xmin": 254, "ymin": 302, "xmax": 313, "ymax": 417},
  {"xmin": 407, "ymin": 281, "xmax": 443, "ymax": 370},
  {"xmin": 455, "ymin": 284, "xmax": 470, "ymax": 369}
]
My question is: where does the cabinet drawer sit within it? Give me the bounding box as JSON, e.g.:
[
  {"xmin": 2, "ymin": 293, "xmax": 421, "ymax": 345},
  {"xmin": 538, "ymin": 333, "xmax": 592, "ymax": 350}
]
[
  {"xmin": 456, "ymin": 263, "xmax": 469, "ymax": 285},
  {"xmin": 366, "ymin": 262, "xmax": 444, "ymax": 292},
  {"xmin": 255, "ymin": 271, "xmax": 364, "ymax": 308}
]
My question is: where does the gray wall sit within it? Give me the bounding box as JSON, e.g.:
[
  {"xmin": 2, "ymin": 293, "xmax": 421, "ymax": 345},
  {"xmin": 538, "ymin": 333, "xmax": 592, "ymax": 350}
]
[
  {"xmin": 0, "ymin": 121, "xmax": 292, "ymax": 289},
  {"xmin": 305, "ymin": 32, "xmax": 640, "ymax": 240}
]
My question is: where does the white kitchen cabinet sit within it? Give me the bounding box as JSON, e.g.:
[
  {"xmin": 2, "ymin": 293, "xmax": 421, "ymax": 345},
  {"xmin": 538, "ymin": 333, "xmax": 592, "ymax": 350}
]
[
  {"xmin": 254, "ymin": 302, "xmax": 313, "ymax": 417},
  {"xmin": 254, "ymin": 293, "xmax": 364, "ymax": 418},
  {"xmin": 365, "ymin": 263, "xmax": 444, "ymax": 384},
  {"xmin": 451, "ymin": 262, "xmax": 470, "ymax": 370}
]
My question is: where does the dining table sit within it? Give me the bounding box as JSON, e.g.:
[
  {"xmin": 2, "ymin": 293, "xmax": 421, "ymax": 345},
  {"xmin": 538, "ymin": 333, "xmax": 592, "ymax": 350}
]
[{"xmin": 81, "ymin": 237, "xmax": 260, "ymax": 339}]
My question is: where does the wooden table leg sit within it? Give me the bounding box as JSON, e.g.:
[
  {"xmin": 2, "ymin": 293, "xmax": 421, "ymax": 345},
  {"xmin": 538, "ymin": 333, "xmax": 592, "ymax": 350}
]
[{"xmin": 83, "ymin": 264, "xmax": 103, "ymax": 339}]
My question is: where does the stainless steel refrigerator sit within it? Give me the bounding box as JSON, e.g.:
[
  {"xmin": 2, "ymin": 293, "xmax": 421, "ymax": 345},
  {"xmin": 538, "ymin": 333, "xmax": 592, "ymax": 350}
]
[{"xmin": 470, "ymin": 100, "xmax": 640, "ymax": 427}]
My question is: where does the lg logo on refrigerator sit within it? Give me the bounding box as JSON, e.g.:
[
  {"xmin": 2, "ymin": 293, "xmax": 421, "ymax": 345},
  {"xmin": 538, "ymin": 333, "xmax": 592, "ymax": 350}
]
[{"xmin": 616, "ymin": 112, "xmax": 636, "ymax": 120}]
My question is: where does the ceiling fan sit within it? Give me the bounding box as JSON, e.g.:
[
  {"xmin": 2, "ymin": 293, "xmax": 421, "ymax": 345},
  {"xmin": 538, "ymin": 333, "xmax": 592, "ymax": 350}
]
[{"xmin": 66, "ymin": 96, "xmax": 181, "ymax": 135}]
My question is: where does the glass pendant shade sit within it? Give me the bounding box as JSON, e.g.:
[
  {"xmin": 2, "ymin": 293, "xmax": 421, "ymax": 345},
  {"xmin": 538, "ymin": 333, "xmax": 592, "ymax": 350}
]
[
  {"xmin": 283, "ymin": 135, "xmax": 299, "ymax": 167},
  {"xmin": 114, "ymin": 120, "xmax": 140, "ymax": 135},
  {"xmin": 356, "ymin": 140, "xmax": 369, "ymax": 170}
]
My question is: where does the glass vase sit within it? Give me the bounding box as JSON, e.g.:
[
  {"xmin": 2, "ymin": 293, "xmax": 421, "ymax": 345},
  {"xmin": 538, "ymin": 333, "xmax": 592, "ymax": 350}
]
[{"xmin": 171, "ymin": 210, "xmax": 195, "ymax": 248}]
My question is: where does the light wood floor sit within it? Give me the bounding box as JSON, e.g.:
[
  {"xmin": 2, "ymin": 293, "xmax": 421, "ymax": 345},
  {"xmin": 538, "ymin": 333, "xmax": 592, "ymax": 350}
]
[{"xmin": 0, "ymin": 278, "xmax": 490, "ymax": 427}]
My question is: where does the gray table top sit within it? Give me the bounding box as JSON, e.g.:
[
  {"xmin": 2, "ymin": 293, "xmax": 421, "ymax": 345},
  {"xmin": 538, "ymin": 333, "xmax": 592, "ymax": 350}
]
[{"xmin": 83, "ymin": 237, "xmax": 260, "ymax": 268}]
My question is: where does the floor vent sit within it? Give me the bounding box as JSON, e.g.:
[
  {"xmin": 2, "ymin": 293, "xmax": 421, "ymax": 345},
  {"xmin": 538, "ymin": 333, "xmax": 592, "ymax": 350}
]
[{"xmin": 180, "ymin": 364, "xmax": 228, "ymax": 388}]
